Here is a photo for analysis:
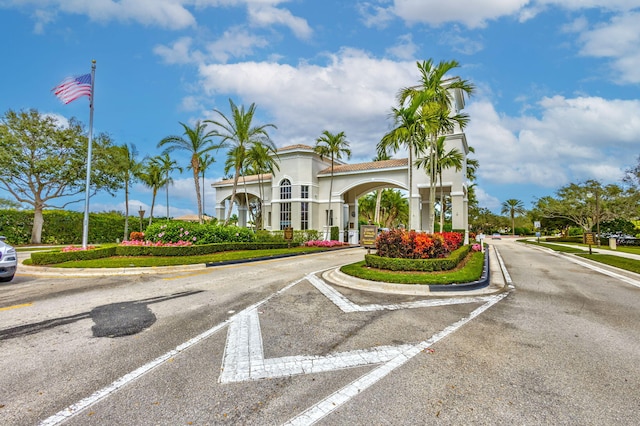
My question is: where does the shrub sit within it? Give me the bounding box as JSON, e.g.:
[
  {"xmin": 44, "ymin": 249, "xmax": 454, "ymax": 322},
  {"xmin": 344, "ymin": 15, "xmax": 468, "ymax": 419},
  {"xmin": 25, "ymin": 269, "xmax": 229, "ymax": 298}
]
[
  {"xmin": 365, "ymin": 244, "xmax": 472, "ymax": 271},
  {"xmin": 330, "ymin": 226, "xmax": 340, "ymax": 241},
  {"xmin": 129, "ymin": 231, "xmax": 144, "ymax": 241},
  {"xmin": 376, "ymin": 229, "xmax": 464, "ymax": 259}
]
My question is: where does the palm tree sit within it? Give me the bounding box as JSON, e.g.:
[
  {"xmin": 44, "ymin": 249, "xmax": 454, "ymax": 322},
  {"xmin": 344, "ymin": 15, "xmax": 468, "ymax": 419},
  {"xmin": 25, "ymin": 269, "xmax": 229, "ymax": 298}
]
[
  {"xmin": 244, "ymin": 143, "xmax": 280, "ymax": 229},
  {"xmin": 377, "ymin": 101, "xmax": 427, "ymax": 230},
  {"xmin": 158, "ymin": 121, "xmax": 219, "ymax": 224},
  {"xmin": 116, "ymin": 143, "xmax": 142, "ymax": 241},
  {"xmin": 154, "ymin": 152, "xmax": 182, "ymax": 219},
  {"xmin": 139, "ymin": 157, "xmax": 168, "ymax": 226},
  {"xmin": 398, "ymin": 59, "xmax": 474, "ymax": 233},
  {"xmin": 199, "ymin": 153, "xmax": 216, "ymax": 218},
  {"xmin": 380, "ymin": 189, "xmax": 409, "ymax": 228},
  {"xmin": 501, "ymin": 199, "xmax": 526, "ymax": 235},
  {"xmin": 415, "ymin": 136, "xmax": 464, "ymax": 231},
  {"xmin": 314, "ymin": 130, "xmax": 351, "ymax": 229},
  {"xmin": 372, "ymin": 150, "xmax": 391, "ymax": 225},
  {"xmin": 206, "ymin": 99, "xmax": 277, "ymax": 225}
]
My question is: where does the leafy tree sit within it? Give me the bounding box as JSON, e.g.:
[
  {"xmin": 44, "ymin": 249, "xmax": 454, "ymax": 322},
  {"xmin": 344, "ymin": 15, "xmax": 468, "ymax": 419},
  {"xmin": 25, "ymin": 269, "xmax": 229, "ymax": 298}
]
[
  {"xmin": 379, "ymin": 189, "xmax": 409, "ymax": 228},
  {"xmin": 536, "ymin": 180, "xmax": 636, "ymax": 232},
  {"xmin": 243, "ymin": 143, "xmax": 280, "ymax": 229},
  {"xmin": 158, "ymin": 121, "xmax": 219, "ymax": 224},
  {"xmin": 198, "ymin": 153, "xmax": 215, "ymax": 217},
  {"xmin": 372, "ymin": 150, "xmax": 391, "ymax": 225},
  {"xmin": 0, "ymin": 109, "xmax": 121, "ymax": 243},
  {"xmin": 155, "ymin": 152, "xmax": 183, "ymax": 219},
  {"xmin": 314, "ymin": 130, "xmax": 351, "ymax": 227},
  {"xmin": 398, "ymin": 59, "xmax": 474, "ymax": 233},
  {"xmin": 501, "ymin": 199, "xmax": 526, "ymax": 235},
  {"xmin": 0, "ymin": 198, "xmax": 21, "ymax": 209},
  {"xmin": 623, "ymin": 155, "xmax": 640, "ymax": 191},
  {"xmin": 139, "ymin": 157, "xmax": 168, "ymax": 226},
  {"xmin": 114, "ymin": 143, "xmax": 142, "ymax": 241},
  {"xmin": 415, "ymin": 135, "xmax": 464, "ymax": 232},
  {"xmin": 206, "ymin": 99, "xmax": 276, "ymax": 224}
]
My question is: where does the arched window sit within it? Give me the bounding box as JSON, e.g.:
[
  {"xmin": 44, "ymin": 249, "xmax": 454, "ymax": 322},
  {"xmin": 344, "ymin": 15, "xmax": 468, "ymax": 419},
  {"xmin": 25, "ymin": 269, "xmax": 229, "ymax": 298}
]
[{"xmin": 280, "ymin": 179, "xmax": 291, "ymax": 230}]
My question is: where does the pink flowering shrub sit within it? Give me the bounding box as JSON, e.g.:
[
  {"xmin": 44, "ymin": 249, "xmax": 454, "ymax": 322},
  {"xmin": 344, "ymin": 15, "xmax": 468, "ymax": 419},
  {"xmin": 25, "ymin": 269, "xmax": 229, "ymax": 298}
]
[
  {"xmin": 304, "ymin": 240, "xmax": 347, "ymax": 248},
  {"xmin": 61, "ymin": 245, "xmax": 95, "ymax": 252},
  {"xmin": 472, "ymin": 243, "xmax": 482, "ymax": 252},
  {"xmin": 120, "ymin": 240, "xmax": 193, "ymax": 247}
]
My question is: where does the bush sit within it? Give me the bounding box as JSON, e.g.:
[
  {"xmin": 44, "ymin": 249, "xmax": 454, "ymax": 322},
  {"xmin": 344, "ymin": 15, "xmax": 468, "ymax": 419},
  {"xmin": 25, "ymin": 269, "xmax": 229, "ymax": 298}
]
[
  {"xmin": 31, "ymin": 246, "xmax": 117, "ymax": 265},
  {"xmin": 330, "ymin": 226, "xmax": 339, "ymax": 241},
  {"xmin": 365, "ymin": 244, "xmax": 472, "ymax": 272},
  {"xmin": 144, "ymin": 221, "xmax": 256, "ymax": 245},
  {"xmin": 376, "ymin": 229, "xmax": 463, "ymax": 259}
]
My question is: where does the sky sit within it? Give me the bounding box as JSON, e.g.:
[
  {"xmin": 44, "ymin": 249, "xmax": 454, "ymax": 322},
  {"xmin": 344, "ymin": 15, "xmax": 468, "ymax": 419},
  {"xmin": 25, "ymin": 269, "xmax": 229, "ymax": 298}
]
[{"xmin": 1, "ymin": 0, "xmax": 639, "ymax": 219}]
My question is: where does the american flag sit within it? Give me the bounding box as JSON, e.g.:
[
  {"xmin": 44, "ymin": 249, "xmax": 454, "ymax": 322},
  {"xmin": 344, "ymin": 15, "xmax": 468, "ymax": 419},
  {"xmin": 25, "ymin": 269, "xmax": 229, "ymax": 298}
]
[{"xmin": 52, "ymin": 73, "xmax": 92, "ymax": 104}]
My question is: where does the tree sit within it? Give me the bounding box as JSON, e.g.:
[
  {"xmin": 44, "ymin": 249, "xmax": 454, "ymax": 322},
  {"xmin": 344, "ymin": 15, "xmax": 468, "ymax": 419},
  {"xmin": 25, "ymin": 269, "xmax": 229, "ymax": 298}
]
[
  {"xmin": 415, "ymin": 136, "xmax": 464, "ymax": 232},
  {"xmin": 379, "ymin": 189, "xmax": 409, "ymax": 228},
  {"xmin": 114, "ymin": 143, "xmax": 142, "ymax": 241},
  {"xmin": 155, "ymin": 152, "xmax": 183, "ymax": 219},
  {"xmin": 198, "ymin": 153, "xmax": 216, "ymax": 217},
  {"xmin": 378, "ymin": 102, "xmax": 426, "ymax": 230},
  {"xmin": 0, "ymin": 198, "xmax": 21, "ymax": 209},
  {"xmin": 501, "ymin": 199, "xmax": 526, "ymax": 235},
  {"xmin": 139, "ymin": 157, "xmax": 168, "ymax": 226},
  {"xmin": 206, "ymin": 99, "xmax": 276, "ymax": 224},
  {"xmin": 243, "ymin": 143, "xmax": 280, "ymax": 229},
  {"xmin": 372, "ymin": 150, "xmax": 391, "ymax": 225},
  {"xmin": 397, "ymin": 59, "xmax": 474, "ymax": 233},
  {"xmin": 314, "ymin": 130, "xmax": 351, "ymax": 228},
  {"xmin": 536, "ymin": 180, "xmax": 636, "ymax": 232},
  {"xmin": 158, "ymin": 121, "xmax": 219, "ymax": 224},
  {"xmin": 0, "ymin": 109, "xmax": 121, "ymax": 243}
]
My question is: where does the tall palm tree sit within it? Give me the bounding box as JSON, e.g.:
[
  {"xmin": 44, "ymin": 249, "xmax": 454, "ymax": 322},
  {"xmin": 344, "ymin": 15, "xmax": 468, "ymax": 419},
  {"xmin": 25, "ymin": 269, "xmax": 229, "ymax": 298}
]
[
  {"xmin": 380, "ymin": 189, "xmax": 409, "ymax": 228},
  {"xmin": 158, "ymin": 121, "xmax": 219, "ymax": 224},
  {"xmin": 139, "ymin": 157, "xmax": 168, "ymax": 226},
  {"xmin": 372, "ymin": 150, "xmax": 391, "ymax": 225},
  {"xmin": 415, "ymin": 136, "xmax": 464, "ymax": 231},
  {"xmin": 206, "ymin": 99, "xmax": 277, "ymax": 225},
  {"xmin": 501, "ymin": 199, "xmax": 526, "ymax": 235},
  {"xmin": 378, "ymin": 100, "xmax": 427, "ymax": 230},
  {"xmin": 314, "ymin": 130, "xmax": 351, "ymax": 229},
  {"xmin": 244, "ymin": 143, "xmax": 280, "ymax": 229},
  {"xmin": 199, "ymin": 153, "xmax": 216, "ymax": 218},
  {"xmin": 398, "ymin": 59, "xmax": 474, "ymax": 233},
  {"xmin": 116, "ymin": 143, "xmax": 142, "ymax": 241},
  {"xmin": 154, "ymin": 152, "xmax": 182, "ymax": 219}
]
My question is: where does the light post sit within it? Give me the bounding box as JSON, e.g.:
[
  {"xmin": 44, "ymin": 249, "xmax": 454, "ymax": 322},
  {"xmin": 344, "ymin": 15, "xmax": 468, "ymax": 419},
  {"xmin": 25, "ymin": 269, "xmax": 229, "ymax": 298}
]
[{"xmin": 138, "ymin": 206, "xmax": 145, "ymax": 232}]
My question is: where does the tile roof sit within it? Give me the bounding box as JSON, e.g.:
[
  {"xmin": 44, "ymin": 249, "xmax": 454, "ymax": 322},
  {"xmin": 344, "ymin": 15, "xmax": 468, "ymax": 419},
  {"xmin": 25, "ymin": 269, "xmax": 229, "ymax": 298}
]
[
  {"xmin": 318, "ymin": 158, "xmax": 408, "ymax": 175},
  {"xmin": 277, "ymin": 144, "xmax": 314, "ymax": 152},
  {"xmin": 213, "ymin": 173, "xmax": 272, "ymax": 186}
]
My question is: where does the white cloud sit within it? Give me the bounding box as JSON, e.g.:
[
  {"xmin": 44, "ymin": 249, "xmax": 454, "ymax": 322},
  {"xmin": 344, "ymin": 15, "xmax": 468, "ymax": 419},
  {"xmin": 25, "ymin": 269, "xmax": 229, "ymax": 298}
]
[
  {"xmin": 247, "ymin": 4, "xmax": 312, "ymax": 39},
  {"xmin": 385, "ymin": 33, "xmax": 418, "ymax": 60},
  {"xmin": 466, "ymin": 95, "xmax": 640, "ymax": 189},
  {"xmin": 206, "ymin": 27, "xmax": 270, "ymax": 63},
  {"xmin": 391, "ymin": 0, "xmax": 530, "ymax": 28},
  {"xmin": 197, "ymin": 49, "xmax": 419, "ymax": 160},
  {"xmin": 576, "ymin": 11, "xmax": 640, "ymax": 83}
]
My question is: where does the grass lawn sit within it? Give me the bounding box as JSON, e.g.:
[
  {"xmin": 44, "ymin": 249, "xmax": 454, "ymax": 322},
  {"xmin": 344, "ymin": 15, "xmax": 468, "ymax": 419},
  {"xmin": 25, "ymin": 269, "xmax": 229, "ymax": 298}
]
[
  {"xmin": 520, "ymin": 239, "xmax": 640, "ymax": 274},
  {"xmin": 339, "ymin": 251, "xmax": 485, "ymax": 285},
  {"xmin": 49, "ymin": 247, "xmax": 328, "ymax": 268}
]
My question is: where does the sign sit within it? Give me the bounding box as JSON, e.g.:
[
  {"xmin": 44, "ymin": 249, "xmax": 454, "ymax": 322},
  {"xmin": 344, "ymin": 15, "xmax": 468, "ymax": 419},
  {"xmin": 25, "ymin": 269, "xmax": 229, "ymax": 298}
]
[
  {"xmin": 360, "ymin": 225, "xmax": 378, "ymax": 249},
  {"xmin": 283, "ymin": 226, "xmax": 294, "ymax": 241},
  {"xmin": 583, "ymin": 232, "xmax": 596, "ymax": 246},
  {"xmin": 534, "ymin": 221, "xmax": 541, "ymax": 229}
]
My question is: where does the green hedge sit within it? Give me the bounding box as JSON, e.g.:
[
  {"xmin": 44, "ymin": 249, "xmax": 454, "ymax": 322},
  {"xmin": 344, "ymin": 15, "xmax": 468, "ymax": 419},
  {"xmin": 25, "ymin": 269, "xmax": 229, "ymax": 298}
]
[
  {"xmin": 30, "ymin": 246, "xmax": 118, "ymax": 265},
  {"xmin": 364, "ymin": 244, "xmax": 472, "ymax": 272},
  {"xmin": 29, "ymin": 242, "xmax": 292, "ymax": 265},
  {"xmin": 0, "ymin": 209, "xmax": 147, "ymax": 245},
  {"xmin": 544, "ymin": 236, "xmax": 583, "ymax": 243}
]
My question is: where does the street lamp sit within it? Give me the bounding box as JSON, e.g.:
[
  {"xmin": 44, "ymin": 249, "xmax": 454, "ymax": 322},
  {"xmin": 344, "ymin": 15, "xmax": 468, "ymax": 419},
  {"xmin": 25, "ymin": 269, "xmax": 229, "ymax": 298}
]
[{"xmin": 138, "ymin": 206, "xmax": 145, "ymax": 232}]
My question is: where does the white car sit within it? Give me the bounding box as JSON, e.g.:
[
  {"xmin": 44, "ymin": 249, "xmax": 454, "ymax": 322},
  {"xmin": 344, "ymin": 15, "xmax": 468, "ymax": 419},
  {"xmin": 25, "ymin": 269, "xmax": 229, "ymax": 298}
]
[{"xmin": 0, "ymin": 237, "xmax": 17, "ymax": 282}]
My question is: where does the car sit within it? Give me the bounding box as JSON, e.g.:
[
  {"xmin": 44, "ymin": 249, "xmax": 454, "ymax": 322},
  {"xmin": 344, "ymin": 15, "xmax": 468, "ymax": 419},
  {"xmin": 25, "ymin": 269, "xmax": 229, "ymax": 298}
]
[
  {"xmin": 491, "ymin": 233, "xmax": 501, "ymax": 240},
  {"xmin": 0, "ymin": 236, "xmax": 17, "ymax": 282}
]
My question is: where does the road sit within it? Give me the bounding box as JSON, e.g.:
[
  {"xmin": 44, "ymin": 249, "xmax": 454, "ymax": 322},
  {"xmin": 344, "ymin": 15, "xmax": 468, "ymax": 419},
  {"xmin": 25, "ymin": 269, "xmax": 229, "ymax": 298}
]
[{"xmin": 0, "ymin": 241, "xmax": 639, "ymax": 425}]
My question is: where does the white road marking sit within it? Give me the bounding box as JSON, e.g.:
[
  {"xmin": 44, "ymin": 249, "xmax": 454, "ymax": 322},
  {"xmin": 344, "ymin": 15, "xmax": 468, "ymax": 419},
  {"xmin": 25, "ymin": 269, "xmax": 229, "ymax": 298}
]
[
  {"xmin": 284, "ymin": 292, "xmax": 509, "ymax": 426},
  {"xmin": 38, "ymin": 275, "xmax": 307, "ymax": 426},
  {"xmin": 562, "ymin": 254, "xmax": 640, "ymax": 289}
]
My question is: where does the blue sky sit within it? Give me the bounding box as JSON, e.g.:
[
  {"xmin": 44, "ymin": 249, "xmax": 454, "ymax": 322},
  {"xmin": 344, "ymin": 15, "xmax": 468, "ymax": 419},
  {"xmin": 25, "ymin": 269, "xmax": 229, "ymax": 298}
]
[{"xmin": 1, "ymin": 0, "xmax": 639, "ymax": 218}]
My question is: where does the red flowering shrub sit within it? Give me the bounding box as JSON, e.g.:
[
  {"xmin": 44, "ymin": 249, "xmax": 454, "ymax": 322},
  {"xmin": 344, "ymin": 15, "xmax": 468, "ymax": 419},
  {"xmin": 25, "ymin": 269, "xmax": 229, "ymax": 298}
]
[{"xmin": 376, "ymin": 229, "xmax": 464, "ymax": 259}]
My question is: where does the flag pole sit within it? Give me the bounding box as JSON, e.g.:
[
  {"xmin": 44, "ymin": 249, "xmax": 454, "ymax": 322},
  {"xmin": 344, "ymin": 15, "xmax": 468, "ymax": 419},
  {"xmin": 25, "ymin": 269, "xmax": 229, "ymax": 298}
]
[{"xmin": 81, "ymin": 60, "xmax": 96, "ymax": 249}]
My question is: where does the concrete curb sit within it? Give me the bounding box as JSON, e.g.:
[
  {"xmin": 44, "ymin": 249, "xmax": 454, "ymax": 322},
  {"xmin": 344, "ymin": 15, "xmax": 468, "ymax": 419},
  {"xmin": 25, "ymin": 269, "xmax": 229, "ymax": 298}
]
[{"xmin": 322, "ymin": 246, "xmax": 509, "ymax": 296}]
